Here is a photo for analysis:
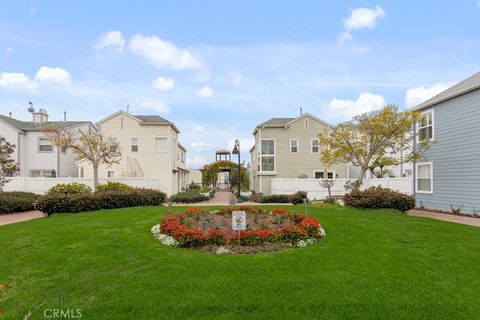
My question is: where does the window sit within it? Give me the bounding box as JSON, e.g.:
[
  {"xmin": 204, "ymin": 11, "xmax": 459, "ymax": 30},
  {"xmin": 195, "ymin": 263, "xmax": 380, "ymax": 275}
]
[
  {"xmin": 155, "ymin": 138, "xmax": 167, "ymax": 153},
  {"xmin": 131, "ymin": 138, "xmax": 138, "ymax": 152},
  {"xmin": 305, "ymin": 119, "xmax": 309, "ymax": 131},
  {"xmin": 314, "ymin": 171, "xmax": 334, "ymax": 179},
  {"xmin": 417, "ymin": 110, "xmax": 434, "ymax": 142},
  {"xmin": 261, "ymin": 139, "xmax": 275, "ymax": 172},
  {"xmin": 30, "ymin": 169, "xmax": 54, "ymax": 178},
  {"xmin": 61, "ymin": 146, "xmax": 67, "ymax": 153},
  {"xmin": 290, "ymin": 139, "xmax": 299, "ymax": 154},
  {"xmin": 38, "ymin": 138, "xmax": 53, "ymax": 152},
  {"xmin": 107, "ymin": 170, "xmax": 114, "ymax": 178},
  {"xmin": 416, "ymin": 162, "xmax": 432, "ymax": 193},
  {"xmin": 311, "ymin": 139, "xmax": 319, "ymax": 154},
  {"xmin": 80, "ymin": 166, "xmax": 84, "ymax": 178},
  {"xmin": 110, "ymin": 138, "xmax": 117, "ymax": 153}
]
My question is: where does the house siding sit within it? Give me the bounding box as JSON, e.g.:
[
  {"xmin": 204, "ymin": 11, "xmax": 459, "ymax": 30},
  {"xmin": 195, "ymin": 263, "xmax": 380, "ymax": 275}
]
[
  {"xmin": 251, "ymin": 114, "xmax": 347, "ymax": 195},
  {"xmin": 415, "ymin": 88, "xmax": 480, "ymax": 213}
]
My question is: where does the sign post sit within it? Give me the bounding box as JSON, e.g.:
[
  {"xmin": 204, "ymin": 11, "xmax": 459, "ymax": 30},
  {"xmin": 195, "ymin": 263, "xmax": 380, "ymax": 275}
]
[{"xmin": 232, "ymin": 211, "xmax": 246, "ymax": 244}]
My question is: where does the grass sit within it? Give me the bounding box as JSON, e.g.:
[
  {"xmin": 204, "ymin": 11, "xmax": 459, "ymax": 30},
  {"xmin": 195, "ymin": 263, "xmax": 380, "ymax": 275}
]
[{"xmin": 1, "ymin": 205, "xmax": 480, "ymax": 319}]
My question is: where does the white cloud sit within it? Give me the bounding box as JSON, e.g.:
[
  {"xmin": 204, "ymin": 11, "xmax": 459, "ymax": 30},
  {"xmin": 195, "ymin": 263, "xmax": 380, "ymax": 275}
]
[
  {"xmin": 340, "ymin": 6, "xmax": 386, "ymax": 43},
  {"xmin": 0, "ymin": 72, "xmax": 38, "ymax": 92},
  {"xmin": 197, "ymin": 86, "xmax": 213, "ymax": 98},
  {"xmin": 191, "ymin": 124, "xmax": 206, "ymax": 132},
  {"xmin": 5, "ymin": 47, "xmax": 14, "ymax": 54},
  {"xmin": 191, "ymin": 141, "xmax": 215, "ymax": 151},
  {"xmin": 138, "ymin": 97, "xmax": 169, "ymax": 114},
  {"xmin": 35, "ymin": 66, "xmax": 71, "ymax": 85},
  {"xmin": 187, "ymin": 155, "xmax": 207, "ymax": 168},
  {"xmin": 129, "ymin": 34, "xmax": 202, "ymax": 70},
  {"xmin": 152, "ymin": 76, "xmax": 175, "ymax": 91},
  {"xmin": 405, "ymin": 83, "xmax": 452, "ymax": 107},
  {"xmin": 94, "ymin": 30, "xmax": 126, "ymax": 53},
  {"xmin": 328, "ymin": 92, "xmax": 386, "ymax": 118}
]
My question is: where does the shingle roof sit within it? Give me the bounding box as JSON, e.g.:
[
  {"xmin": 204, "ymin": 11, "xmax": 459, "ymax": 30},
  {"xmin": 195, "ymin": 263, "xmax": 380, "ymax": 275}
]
[
  {"xmin": 0, "ymin": 114, "xmax": 90, "ymax": 131},
  {"xmin": 256, "ymin": 118, "xmax": 295, "ymax": 127},
  {"xmin": 133, "ymin": 115, "xmax": 173, "ymax": 125},
  {"xmin": 413, "ymin": 72, "xmax": 480, "ymax": 110}
]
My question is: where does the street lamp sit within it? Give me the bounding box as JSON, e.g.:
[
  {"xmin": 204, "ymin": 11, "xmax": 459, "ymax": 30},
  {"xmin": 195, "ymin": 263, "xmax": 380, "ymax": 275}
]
[{"xmin": 232, "ymin": 139, "xmax": 241, "ymax": 197}]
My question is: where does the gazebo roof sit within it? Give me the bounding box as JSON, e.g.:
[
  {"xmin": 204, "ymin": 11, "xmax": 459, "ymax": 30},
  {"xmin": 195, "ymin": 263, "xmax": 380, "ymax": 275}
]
[{"xmin": 216, "ymin": 149, "xmax": 231, "ymax": 154}]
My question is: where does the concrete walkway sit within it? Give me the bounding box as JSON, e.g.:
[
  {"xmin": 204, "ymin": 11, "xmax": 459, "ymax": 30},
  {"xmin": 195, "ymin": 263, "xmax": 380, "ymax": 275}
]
[
  {"xmin": 408, "ymin": 209, "xmax": 480, "ymax": 228},
  {"xmin": 0, "ymin": 210, "xmax": 45, "ymax": 226},
  {"xmin": 171, "ymin": 190, "xmax": 293, "ymax": 206}
]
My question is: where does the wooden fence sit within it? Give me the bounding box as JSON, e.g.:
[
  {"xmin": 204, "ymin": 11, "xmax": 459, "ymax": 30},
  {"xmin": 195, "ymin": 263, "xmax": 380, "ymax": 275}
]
[{"xmin": 271, "ymin": 177, "xmax": 412, "ymax": 200}]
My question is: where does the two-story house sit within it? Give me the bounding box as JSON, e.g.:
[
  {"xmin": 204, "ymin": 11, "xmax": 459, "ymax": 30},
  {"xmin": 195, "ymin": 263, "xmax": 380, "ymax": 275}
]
[
  {"xmin": 77, "ymin": 111, "xmax": 188, "ymax": 196},
  {"xmin": 0, "ymin": 107, "xmax": 93, "ymax": 177},
  {"xmin": 412, "ymin": 71, "xmax": 480, "ymax": 214},
  {"xmin": 250, "ymin": 113, "xmax": 348, "ymax": 195}
]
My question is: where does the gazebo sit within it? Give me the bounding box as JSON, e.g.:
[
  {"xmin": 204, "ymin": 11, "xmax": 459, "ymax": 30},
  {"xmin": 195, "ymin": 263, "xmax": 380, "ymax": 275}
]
[{"xmin": 215, "ymin": 149, "xmax": 231, "ymax": 161}]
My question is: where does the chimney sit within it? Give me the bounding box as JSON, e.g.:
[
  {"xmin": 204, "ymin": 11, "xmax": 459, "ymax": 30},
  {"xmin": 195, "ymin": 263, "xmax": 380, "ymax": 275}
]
[
  {"xmin": 300, "ymin": 107, "xmax": 303, "ymax": 116},
  {"xmin": 9, "ymin": 112, "xmax": 12, "ymax": 118},
  {"xmin": 33, "ymin": 108, "xmax": 49, "ymax": 124},
  {"xmin": 64, "ymin": 111, "xmax": 67, "ymax": 122}
]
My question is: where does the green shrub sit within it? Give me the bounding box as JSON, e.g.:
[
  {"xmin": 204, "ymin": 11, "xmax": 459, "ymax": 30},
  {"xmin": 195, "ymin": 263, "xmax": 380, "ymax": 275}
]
[
  {"xmin": 343, "ymin": 186, "xmax": 415, "ymax": 212},
  {"xmin": 260, "ymin": 194, "xmax": 290, "ymax": 203},
  {"xmin": 47, "ymin": 182, "xmax": 92, "ymax": 195},
  {"xmin": 189, "ymin": 183, "xmax": 201, "ymax": 190},
  {"xmin": 169, "ymin": 190, "xmax": 208, "ymax": 203},
  {"xmin": 34, "ymin": 189, "xmax": 166, "ymax": 215},
  {"xmin": 96, "ymin": 181, "xmax": 133, "ymax": 193},
  {"xmin": 288, "ymin": 191, "xmax": 308, "ymax": 205},
  {"xmin": 0, "ymin": 192, "xmax": 40, "ymax": 214},
  {"xmin": 249, "ymin": 192, "xmax": 264, "ymax": 203}
]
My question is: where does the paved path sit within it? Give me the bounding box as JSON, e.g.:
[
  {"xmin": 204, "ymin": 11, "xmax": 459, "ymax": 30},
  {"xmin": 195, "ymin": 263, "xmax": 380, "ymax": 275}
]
[
  {"xmin": 171, "ymin": 190, "xmax": 293, "ymax": 206},
  {"xmin": 408, "ymin": 209, "xmax": 480, "ymax": 228},
  {"xmin": 0, "ymin": 210, "xmax": 45, "ymax": 226}
]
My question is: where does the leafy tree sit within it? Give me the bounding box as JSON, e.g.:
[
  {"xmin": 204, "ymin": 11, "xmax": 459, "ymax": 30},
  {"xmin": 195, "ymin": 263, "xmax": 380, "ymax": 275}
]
[
  {"xmin": 319, "ymin": 105, "xmax": 430, "ymax": 184},
  {"xmin": 43, "ymin": 124, "xmax": 121, "ymax": 190},
  {"xmin": 0, "ymin": 137, "xmax": 19, "ymax": 191},
  {"xmin": 201, "ymin": 160, "xmax": 249, "ymax": 191},
  {"xmin": 368, "ymin": 156, "xmax": 397, "ymax": 178}
]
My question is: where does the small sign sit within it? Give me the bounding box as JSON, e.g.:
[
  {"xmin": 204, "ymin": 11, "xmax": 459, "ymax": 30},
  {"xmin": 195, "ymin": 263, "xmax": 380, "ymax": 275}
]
[{"xmin": 232, "ymin": 211, "xmax": 246, "ymax": 230}]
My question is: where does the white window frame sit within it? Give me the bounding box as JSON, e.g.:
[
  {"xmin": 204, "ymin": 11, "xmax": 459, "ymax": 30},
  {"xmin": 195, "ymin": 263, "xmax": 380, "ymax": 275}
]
[
  {"xmin": 416, "ymin": 109, "xmax": 434, "ymax": 143},
  {"xmin": 313, "ymin": 170, "xmax": 336, "ymax": 179},
  {"xmin": 289, "ymin": 138, "xmax": 299, "ymax": 154},
  {"xmin": 38, "ymin": 137, "xmax": 53, "ymax": 153},
  {"xmin": 30, "ymin": 169, "xmax": 54, "ymax": 178},
  {"xmin": 131, "ymin": 138, "xmax": 138, "ymax": 153},
  {"xmin": 260, "ymin": 138, "xmax": 276, "ymax": 173},
  {"xmin": 311, "ymin": 138, "xmax": 320, "ymax": 154},
  {"xmin": 155, "ymin": 137, "xmax": 168, "ymax": 153},
  {"xmin": 415, "ymin": 162, "xmax": 433, "ymax": 194}
]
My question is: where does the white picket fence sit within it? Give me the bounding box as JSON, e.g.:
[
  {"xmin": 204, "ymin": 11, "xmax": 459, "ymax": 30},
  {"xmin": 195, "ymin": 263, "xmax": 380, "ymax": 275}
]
[
  {"xmin": 3, "ymin": 177, "xmax": 163, "ymax": 194},
  {"xmin": 271, "ymin": 177, "xmax": 413, "ymax": 200}
]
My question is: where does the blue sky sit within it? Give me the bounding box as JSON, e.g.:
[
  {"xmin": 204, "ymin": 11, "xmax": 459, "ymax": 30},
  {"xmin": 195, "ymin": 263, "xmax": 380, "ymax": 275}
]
[{"xmin": 1, "ymin": 1, "xmax": 479, "ymax": 167}]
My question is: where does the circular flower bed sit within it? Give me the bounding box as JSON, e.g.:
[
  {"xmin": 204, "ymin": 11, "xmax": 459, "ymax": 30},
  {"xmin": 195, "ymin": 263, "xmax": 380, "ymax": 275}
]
[{"xmin": 151, "ymin": 206, "xmax": 326, "ymax": 254}]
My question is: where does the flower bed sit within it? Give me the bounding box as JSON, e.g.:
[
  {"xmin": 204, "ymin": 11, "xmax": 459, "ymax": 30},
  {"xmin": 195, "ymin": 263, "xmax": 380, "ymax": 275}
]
[{"xmin": 151, "ymin": 206, "xmax": 326, "ymax": 254}]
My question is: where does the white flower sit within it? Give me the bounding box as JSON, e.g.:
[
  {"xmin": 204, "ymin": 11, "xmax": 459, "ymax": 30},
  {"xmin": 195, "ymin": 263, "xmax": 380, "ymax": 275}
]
[
  {"xmin": 296, "ymin": 238, "xmax": 317, "ymax": 248},
  {"xmin": 318, "ymin": 228, "xmax": 327, "ymax": 237},
  {"xmin": 216, "ymin": 246, "xmax": 231, "ymax": 255},
  {"xmin": 151, "ymin": 224, "xmax": 180, "ymax": 247}
]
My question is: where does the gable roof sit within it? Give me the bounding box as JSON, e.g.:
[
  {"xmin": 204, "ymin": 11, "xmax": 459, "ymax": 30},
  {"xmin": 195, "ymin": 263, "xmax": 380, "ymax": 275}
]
[
  {"xmin": 412, "ymin": 72, "xmax": 480, "ymax": 111},
  {"xmin": 253, "ymin": 113, "xmax": 331, "ymax": 134},
  {"xmin": 96, "ymin": 111, "xmax": 180, "ymax": 133},
  {"xmin": 0, "ymin": 114, "xmax": 92, "ymax": 132}
]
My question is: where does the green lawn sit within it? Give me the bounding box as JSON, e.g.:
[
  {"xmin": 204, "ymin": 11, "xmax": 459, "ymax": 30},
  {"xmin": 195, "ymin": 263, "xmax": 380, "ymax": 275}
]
[{"xmin": 1, "ymin": 205, "xmax": 480, "ymax": 319}]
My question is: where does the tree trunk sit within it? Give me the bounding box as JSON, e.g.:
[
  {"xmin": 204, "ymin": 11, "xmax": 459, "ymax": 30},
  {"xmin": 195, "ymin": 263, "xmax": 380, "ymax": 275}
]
[
  {"xmin": 357, "ymin": 166, "xmax": 369, "ymax": 185},
  {"xmin": 93, "ymin": 164, "xmax": 99, "ymax": 191}
]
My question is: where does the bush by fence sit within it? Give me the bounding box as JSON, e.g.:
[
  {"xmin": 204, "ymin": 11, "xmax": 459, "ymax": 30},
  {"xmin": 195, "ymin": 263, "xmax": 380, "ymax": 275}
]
[
  {"xmin": 0, "ymin": 192, "xmax": 40, "ymax": 214},
  {"xmin": 343, "ymin": 186, "xmax": 415, "ymax": 212},
  {"xmin": 34, "ymin": 189, "xmax": 166, "ymax": 215}
]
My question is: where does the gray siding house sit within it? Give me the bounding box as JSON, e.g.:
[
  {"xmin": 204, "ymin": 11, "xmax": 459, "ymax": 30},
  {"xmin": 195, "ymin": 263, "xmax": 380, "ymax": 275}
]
[{"xmin": 412, "ymin": 72, "xmax": 480, "ymax": 214}]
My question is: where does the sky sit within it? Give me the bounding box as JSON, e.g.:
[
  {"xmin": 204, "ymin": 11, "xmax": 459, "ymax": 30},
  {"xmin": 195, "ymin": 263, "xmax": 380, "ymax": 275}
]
[{"xmin": 1, "ymin": 1, "xmax": 479, "ymax": 168}]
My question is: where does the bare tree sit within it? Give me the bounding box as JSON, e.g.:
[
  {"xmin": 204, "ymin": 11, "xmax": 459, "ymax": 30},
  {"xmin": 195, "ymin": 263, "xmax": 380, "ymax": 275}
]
[
  {"xmin": 0, "ymin": 137, "xmax": 19, "ymax": 191},
  {"xmin": 43, "ymin": 124, "xmax": 121, "ymax": 190}
]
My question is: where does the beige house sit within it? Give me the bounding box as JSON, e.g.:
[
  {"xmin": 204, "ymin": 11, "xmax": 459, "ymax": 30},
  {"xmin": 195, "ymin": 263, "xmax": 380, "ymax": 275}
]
[
  {"xmin": 250, "ymin": 113, "xmax": 347, "ymax": 195},
  {"xmin": 77, "ymin": 111, "xmax": 188, "ymax": 196}
]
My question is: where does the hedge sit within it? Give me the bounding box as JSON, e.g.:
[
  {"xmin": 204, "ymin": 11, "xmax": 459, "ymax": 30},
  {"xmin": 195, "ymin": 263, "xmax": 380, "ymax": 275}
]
[
  {"xmin": 343, "ymin": 186, "xmax": 415, "ymax": 212},
  {"xmin": 169, "ymin": 190, "xmax": 208, "ymax": 203},
  {"xmin": 0, "ymin": 192, "xmax": 40, "ymax": 214},
  {"xmin": 34, "ymin": 189, "xmax": 166, "ymax": 215},
  {"xmin": 47, "ymin": 182, "xmax": 92, "ymax": 195},
  {"xmin": 96, "ymin": 181, "xmax": 133, "ymax": 193}
]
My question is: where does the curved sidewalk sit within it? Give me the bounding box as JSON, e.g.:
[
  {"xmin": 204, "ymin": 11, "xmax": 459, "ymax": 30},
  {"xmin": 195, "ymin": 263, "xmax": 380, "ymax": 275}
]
[
  {"xmin": 408, "ymin": 209, "xmax": 480, "ymax": 228},
  {"xmin": 0, "ymin": 211, "xmax": 45, "ymax": 226}
]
